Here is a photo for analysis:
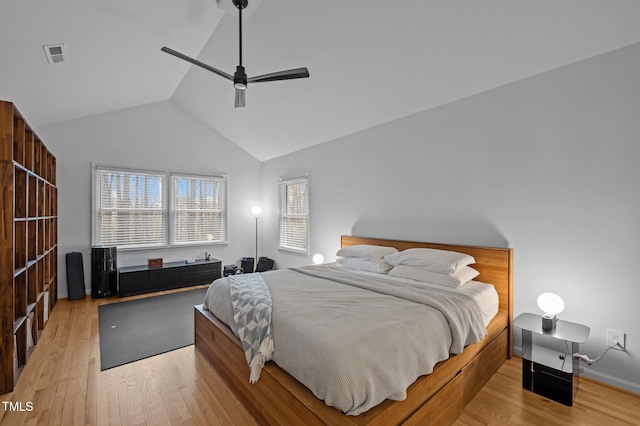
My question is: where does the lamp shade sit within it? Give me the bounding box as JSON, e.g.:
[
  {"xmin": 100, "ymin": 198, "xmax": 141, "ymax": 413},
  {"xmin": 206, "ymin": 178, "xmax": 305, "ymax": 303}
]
[
  {"xmin": 250, "ymin": 202, "xmax": 263, "ymax": 217},
  {"xmin": 537, "ymin": 292, "xmax": 565, "ymax": 316},
  {"xmin": 312, "ymin": 253, "xmax": 324, "ymax": 264}
]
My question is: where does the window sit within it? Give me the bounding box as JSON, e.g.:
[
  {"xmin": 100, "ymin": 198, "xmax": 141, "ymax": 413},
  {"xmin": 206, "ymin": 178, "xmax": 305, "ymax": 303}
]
[
  {"xmin": 93, "ymin": 166, "xmax": 227, "ymax": 249},
  {"xmin": 93, "ymin": 167, "xmax": 167, "ymax": 249},
  {"xmin": 278, "ymin": 176, "xmax": 308, "ymax": 253},
  {"xmin": 171, "ymin": 174, "xmax": 227, "ymax": 245}
]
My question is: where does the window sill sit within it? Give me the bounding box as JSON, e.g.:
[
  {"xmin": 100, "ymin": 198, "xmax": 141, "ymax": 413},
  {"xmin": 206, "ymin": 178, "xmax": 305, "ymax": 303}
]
[{"xmin": 116, "ymin": 241, "xmax": 228, "ymax": 252}]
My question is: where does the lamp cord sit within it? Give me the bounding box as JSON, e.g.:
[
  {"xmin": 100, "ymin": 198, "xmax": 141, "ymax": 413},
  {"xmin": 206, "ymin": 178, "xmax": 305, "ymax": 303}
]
[{"xmin": 569, "ymin": 341, "xmax": 618, "ymax": 366}]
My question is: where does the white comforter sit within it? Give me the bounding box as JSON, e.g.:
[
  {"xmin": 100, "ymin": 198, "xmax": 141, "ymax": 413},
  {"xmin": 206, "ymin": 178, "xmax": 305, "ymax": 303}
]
[{"xmin": 203, "ymin": 264, "xmax": 489, "ymax": 415}]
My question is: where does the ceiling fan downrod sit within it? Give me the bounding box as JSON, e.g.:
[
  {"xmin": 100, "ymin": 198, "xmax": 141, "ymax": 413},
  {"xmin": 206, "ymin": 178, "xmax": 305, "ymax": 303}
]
[
  {"xmin": 161, "ymin": 0, "xmax": 308, "ymax": 108},
  {"xmin": 233, "ymin": 0, "xmax": 248, "ymax": 105},
  {"xmin": 233, "ymin": 0, "xmax": 247, "ymax": 87}
]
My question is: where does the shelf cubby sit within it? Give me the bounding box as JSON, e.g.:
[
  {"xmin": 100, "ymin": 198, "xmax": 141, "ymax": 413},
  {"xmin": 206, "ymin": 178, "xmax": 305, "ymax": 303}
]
[
  {"xmin": 14, "ymin": 272, "xmax": 27, "ymax": 322},
  {"xmin": 49, "ymin": 218, "xmax": 56, "ymax": 249},
  {"xmin": 51, "ymin": 187, "xmax": 57, "ymax": 215},
  {"xmin": 51, "ymin": 157, "xmax": 56, "ymax": 186},
  {"xmin": 14, "ymin": 167, "xmax": 27, "ymax": 218},
  {"xmin": 28, "ymin": 220, "xmax": 37, "ymax": 261},
  {"xmin": 14, "ymin": 221, "xmax": 27, "ymax": 271},
  {"xmin": 36, "ymin": 295, "xmax": 45, "ymax": 336},
  {"xmin": 37, "ymin": 179, "xmax": 45, "ymax": 217},
  {"xmin": 13, "ymin": 116, "xmax": 25, "ymax": 166},
  {"xmin": 27, "ymin": 263, "xmax": 38, "ymax": 305},
  {"xmin": 37, "ymin": 219, "xmax": 46, "ymax": 256},
  {"xmin": 28, "ymin": 310, "xmax": 38, "ymax": 348},
  {"xmin": 28, "ymin": 174, "xmax": 37, "ymax": 218},
  {"xmin": 34, "ymin": 138, "xmax": 42, "ymax": 177},
  {"xmin": 14, "ymin": 323, "xmax": 27, "ymax": 371},
  {"xmin": 24, "ymin": 130, "xmax": 34, "ymax": 171}
]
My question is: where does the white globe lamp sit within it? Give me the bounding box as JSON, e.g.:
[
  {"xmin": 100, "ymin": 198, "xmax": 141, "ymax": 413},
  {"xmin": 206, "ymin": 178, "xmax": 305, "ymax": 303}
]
[{"xmin": 537, "ymin": 292, "xmax": 565, "ymax": 330}]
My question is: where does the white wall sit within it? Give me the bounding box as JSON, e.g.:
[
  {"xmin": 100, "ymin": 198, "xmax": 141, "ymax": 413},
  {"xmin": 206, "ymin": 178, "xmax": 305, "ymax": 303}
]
[
  {"xmin": 38, "ymin": 100, "xmax": 262, "ymax": 298},
  {"xmin": 260, "ymin": 43, "xmax": 640, "ymax": 393}
]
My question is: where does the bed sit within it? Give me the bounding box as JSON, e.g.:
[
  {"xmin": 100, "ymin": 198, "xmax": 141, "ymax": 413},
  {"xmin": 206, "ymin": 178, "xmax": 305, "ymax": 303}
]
[{"xmin": 194, "ymin": 235, "xmax": 513, "ymax": 425}]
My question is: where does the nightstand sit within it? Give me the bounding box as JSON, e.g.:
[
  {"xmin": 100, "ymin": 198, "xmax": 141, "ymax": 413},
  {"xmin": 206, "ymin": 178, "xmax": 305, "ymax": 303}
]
[{"xmin": 514, "ymin": 313, "xmax": 590, "ymax": 406}]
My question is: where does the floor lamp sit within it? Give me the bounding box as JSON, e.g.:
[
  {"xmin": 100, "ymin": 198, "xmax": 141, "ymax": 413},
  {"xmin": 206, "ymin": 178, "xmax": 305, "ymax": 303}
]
[{"xmin": 250, "ymin": 202, "xmax": 263, "ymax": 272}]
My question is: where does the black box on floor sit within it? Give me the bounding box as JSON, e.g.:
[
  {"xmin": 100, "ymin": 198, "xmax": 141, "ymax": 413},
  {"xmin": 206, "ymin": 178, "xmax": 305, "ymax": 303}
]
[
  {"xmin": 256, "ymin": 257, "xmax": 274, "ymax": 272},
  {"xmin": 223, "ymin": 265, "xmax": 239, "ymax": 276}
]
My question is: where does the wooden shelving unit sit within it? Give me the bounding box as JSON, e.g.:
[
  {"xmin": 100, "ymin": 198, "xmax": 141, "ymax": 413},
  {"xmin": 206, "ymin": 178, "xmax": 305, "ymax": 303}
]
[{"xmin": 1, "ymin": 100, "xmax": 58, "ymax": 394}]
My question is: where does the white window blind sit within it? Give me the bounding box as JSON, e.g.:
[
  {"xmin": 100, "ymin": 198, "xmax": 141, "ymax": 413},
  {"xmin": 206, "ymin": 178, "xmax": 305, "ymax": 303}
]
[
  {"xmin": 171, "ymin": 174, "xmax": 227, "ymax": 245},
  {"xmin": 278, "ymin": 176, "xmax": 308, "ymax": 253},
  {"xmin": 93, "ymin": 167, "xmax": 167, "ymax": 249}
]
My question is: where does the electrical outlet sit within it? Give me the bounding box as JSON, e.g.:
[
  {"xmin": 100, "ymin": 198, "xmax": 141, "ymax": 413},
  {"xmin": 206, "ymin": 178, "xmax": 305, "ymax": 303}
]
[{"xmin": 607, "ymin": 329, "xmax": 626, "ymax": 351}]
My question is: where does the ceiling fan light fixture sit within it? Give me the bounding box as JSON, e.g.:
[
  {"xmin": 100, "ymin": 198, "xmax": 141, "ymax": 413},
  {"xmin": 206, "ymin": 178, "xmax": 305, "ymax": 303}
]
[{"xmin": 235, "ymin": 87, "xmax": 246, "ymax": 108}]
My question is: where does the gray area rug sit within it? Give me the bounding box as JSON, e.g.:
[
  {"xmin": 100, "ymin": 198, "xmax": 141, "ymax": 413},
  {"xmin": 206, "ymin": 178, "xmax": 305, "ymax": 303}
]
[{"xmin": 98, "ymin": 287, "xmax": 207, "ymax": 370}]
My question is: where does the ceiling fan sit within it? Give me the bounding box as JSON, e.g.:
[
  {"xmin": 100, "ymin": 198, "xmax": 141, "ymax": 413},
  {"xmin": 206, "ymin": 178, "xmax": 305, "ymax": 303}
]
[{"xmin": 162, "ymin": 0, "xmax": 309, "ymax": 108}]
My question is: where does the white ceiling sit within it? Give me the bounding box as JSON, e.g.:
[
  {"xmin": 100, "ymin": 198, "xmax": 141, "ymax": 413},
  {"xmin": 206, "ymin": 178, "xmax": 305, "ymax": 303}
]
[
  {"xmin": 0, "ymin": 0, "xmax": 224, "ymax": 125},
  {"xmin": 3, "ymin": 1, "xmax": 640, "ymax": 161}
]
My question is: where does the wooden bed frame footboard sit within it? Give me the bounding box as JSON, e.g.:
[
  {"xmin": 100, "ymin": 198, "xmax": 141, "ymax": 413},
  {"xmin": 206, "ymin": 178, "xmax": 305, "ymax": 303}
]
[{"xmin": 194, "ymin": 235, "xmax": 514, "ymax": 425}]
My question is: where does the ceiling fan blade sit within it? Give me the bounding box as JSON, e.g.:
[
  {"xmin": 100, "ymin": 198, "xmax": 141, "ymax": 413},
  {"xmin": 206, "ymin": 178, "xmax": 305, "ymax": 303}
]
[
  {"xmin": 161, "ymin": 47, "xmax": 234, "ymax": 81},
  {"xmin": 247, "ymin": 67, "xmax": 310, "ymax": 84},
  {"xmin": 234, "ymin": 88, "xmax": 246, "ymax": 108}
]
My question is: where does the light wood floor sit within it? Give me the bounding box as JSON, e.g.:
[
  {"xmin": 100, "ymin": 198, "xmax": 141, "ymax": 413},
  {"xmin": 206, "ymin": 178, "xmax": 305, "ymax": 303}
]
[{"xmin": 1, "ymin": 289, "xmax": 639, "ymax": 425}]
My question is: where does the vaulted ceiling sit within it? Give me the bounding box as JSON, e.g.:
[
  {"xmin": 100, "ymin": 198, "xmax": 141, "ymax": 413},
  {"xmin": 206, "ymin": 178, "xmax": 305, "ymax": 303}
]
[{"xmin": 3, "ymin": 0, "xmax": 640, "ymax": 161}]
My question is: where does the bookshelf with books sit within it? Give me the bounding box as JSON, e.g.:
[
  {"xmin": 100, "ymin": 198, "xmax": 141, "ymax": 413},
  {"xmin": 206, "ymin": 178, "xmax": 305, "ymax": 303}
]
[{"xmin": 1, "ymin": 100, "xmax": 58, "ymax": 393}]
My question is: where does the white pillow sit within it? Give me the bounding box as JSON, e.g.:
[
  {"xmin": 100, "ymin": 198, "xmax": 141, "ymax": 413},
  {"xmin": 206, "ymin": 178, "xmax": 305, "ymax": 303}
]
[
  {"xmin": 388, "ymin": 265, "xmax": 479, "ymax": 288},
  {"xmin": 383, "ymin": 248, "xmax": 475, "ymax": 274},
  {"xmin": 337, "ymin": 257, "xmax": 393, "ymax": 274},
  {"xmin": 336, "ymin": 244, "xmax": 398, "ymax": 262}
]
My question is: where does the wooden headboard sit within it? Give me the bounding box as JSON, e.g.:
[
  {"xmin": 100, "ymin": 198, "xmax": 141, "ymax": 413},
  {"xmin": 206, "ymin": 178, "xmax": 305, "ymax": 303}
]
[{"xmin": 341, "ymin": 235, "xmax": 514, "ymax": 355}]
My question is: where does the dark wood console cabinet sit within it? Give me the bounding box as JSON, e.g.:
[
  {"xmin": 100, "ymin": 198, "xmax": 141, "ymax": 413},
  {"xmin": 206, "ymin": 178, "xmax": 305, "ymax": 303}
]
[{"xmin": 118, "ymin": 259, "xmax": 221, "ymax": 296}]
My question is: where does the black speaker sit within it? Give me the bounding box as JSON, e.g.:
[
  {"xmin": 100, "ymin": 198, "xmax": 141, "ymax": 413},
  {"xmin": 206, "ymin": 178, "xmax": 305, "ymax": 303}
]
[
  {"xmin": 241, "ymin": 257, "xmax": 254, "ymax": 274},
  {"xmin": 65, "ymin": 252, "xmax": 86, "ymax": 300},
  {"xmin": 91, "ymin": 246, "xmax": 118, "ymax": 298}
]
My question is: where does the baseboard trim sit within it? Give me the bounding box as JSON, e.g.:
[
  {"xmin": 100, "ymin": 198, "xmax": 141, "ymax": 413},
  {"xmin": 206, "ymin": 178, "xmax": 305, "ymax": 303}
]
[{"xmin": 581, "ymin": 369, "xmax": 640, "ymax": 395}]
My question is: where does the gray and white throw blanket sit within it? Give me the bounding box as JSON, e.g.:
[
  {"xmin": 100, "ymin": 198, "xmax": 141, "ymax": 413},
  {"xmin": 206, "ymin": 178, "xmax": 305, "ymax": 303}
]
[{"xmin": 229, "ymin": 273, "xmax": 274, "ymax": 383}]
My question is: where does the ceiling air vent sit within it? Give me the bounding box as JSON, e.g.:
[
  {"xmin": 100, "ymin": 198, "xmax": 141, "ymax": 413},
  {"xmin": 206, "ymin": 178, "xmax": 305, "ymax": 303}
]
[{"xmin": 43, "ymin": 44, "xmax": 67, "ymax": 64}]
